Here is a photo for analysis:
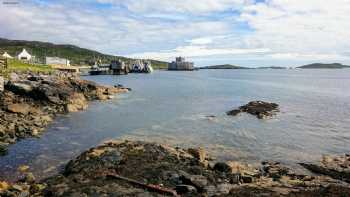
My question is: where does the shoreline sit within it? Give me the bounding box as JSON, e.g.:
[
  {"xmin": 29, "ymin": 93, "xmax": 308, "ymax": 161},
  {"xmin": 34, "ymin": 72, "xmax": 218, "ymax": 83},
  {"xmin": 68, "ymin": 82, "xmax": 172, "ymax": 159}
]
[
  {"xmin": 1, "ymin": 140, "xmax": 349, "ymax": 196},
  {"xmin": 0, "ymin": 72, "xmax": 129, "ymax": 155},
  {"xmin": 0, "ymin": 72, "xmax": 350, "ymax": 196}
]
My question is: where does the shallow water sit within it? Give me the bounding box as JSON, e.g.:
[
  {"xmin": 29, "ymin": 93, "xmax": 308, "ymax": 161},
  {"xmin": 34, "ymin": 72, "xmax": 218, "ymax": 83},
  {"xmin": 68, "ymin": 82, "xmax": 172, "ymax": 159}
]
[{"xmin": 1, "ymin": 69, "xmax": 350, "ymax": 181}]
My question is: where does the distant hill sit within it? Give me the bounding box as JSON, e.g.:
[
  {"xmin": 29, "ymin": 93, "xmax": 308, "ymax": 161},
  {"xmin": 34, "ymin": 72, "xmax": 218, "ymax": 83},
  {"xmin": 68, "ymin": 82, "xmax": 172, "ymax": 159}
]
[
  {"xmin": 200, "ymin": 64, "xmax": 249, "ymax": 69},
  {"xmin": 0, "ymin": 38, "xmax": 168, "ymax": 69},
  {"xmin": 298, "ymin": 63, "xmax": 350, "ymax": 69}
]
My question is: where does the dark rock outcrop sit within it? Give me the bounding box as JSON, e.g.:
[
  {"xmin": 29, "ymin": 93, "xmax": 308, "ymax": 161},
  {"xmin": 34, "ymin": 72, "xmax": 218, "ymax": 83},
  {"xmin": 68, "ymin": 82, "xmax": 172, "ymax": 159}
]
[
  {"xmin": 300, "ymin": 154, "xmax": 350, "ymax": 183},
  {"xmin": 227, "ymin": 101, "xmax": 279, "ymax": 119},
  {"xmin": 0, "ymin": 72, "xmax": 129, "ymax": 153},
  {"xmin": 2, "ymin": 141, "xmax": 349, "ymax": 196}
]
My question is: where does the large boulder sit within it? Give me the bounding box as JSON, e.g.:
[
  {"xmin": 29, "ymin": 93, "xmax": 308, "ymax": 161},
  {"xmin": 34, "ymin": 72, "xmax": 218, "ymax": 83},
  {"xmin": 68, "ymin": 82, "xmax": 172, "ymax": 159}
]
[
  {"xmin": 227, "ymin": 101, "xmax": 279, "ymax": 119},
  {"xmin": 6, "ymin": 103, "xmax": 32, "ymax": 115},
  {"xmin": 65, "ymin": 93, "xmax": 88, "ymax": 112},
  {"xmin": 5, "ymin": 81, "xmax": 34, "ymax": 96}
]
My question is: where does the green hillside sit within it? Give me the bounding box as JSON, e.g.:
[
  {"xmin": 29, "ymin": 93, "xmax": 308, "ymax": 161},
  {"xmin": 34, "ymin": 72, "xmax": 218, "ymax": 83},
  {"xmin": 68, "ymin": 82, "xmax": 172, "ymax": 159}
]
[{"xmin": 0, "ymin": 38, "xmax": 168, "ymax": 69}]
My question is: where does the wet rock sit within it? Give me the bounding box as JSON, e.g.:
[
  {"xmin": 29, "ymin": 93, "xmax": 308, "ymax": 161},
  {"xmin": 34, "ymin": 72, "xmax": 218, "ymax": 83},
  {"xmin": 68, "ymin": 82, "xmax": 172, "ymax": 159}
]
[
  {"xmin": 0, "ymin": 142, "xmax": 8, "ymax": 156},
  {"xmin": 227, "ymin": 101, "xmax": 279, "ymax": 119},
  {"xmin": 213, "ymin": 162, "xmax": 232, "ymax": 173},
  {"xmin": 240, "ymin": 175, "xmax": 254, "ymax": 183},
  {"xmin": 262, "ymin": 161, "xmax": 290, "ymax": 180},
  {"xmin": 300, "ymin": 154, "xmax": 350, "ymax": 183},
  {"xmin": 176, "ymin": 184, "xmax": 197, "ymax": 194}
]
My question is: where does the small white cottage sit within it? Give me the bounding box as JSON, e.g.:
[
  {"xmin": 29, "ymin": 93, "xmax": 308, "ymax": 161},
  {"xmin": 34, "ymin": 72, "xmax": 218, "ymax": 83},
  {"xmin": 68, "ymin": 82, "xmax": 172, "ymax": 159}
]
[
  {"xmin": 17, "ymin": 49, "xmax": 32, "ymax": 61},
  {"xmin": 2, "ymin": 52, "xmax": 13, "ymax": 59}
]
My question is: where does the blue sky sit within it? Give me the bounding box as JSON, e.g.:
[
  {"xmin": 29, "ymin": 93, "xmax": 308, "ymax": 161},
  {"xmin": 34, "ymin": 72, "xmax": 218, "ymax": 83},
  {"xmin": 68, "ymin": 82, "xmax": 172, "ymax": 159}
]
[{"xmin": 1, "ymin": 0, "xmax": 350, "ymax": 67}]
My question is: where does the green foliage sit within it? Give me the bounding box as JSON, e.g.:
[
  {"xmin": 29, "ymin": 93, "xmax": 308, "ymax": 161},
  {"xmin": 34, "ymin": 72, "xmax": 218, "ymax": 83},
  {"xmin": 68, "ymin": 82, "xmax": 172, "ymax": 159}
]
[
  {"xmin": 0, "ymin": 38, "xmax": 168, "ymax": 69},
  {"xmin": 0, "ymin": 59, "xmax": 53, "ymax": 78}
]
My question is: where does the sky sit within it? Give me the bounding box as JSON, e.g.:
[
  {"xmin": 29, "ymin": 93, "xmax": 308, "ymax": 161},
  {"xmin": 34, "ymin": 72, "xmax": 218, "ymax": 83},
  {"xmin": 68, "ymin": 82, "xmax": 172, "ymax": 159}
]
[{"xmin": 1, "ymin": 0, "xmax": 350, "ymax": 67}]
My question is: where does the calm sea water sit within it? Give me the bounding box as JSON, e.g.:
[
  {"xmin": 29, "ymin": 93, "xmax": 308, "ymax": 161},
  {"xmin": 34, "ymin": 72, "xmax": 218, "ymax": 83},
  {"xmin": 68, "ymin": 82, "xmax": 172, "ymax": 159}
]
[{"xmin": 1, "ymin": 69, "xmax": 350, "ymax": 181}]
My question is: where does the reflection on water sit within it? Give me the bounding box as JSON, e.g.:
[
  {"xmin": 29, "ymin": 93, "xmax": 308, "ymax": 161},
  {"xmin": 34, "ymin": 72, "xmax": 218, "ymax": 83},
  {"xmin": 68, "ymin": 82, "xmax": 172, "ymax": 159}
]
[{"xmin": 1, "ymin": 69, "xmax": 350, "ymax": 181}]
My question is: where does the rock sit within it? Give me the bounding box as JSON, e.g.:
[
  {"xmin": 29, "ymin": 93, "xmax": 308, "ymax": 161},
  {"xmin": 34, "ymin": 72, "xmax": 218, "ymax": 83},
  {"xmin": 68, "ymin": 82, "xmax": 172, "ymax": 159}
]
[
  {"xmin": 262, "ymin": 161, "xmax": 289, "ymax": 180},
  {"xmin": 0, "ymin": 181, "xmax": 9, "ymax": 191},
  {"xmin": 0, "ymin": 76, "xmax": 4, "ymax": 92},
  {"xmin": 175, "ymin": 184, "xmax": 197, "ymax": 194},
  {"xmin": 7, "ymin": 103, "xmax": 32, "ymax": 114},
  {"xmin": 65, "ymin": 93, "xmax": 88, "ymax": 112},
  {"xmin": 24, "ymin": 173, "xmax": 36, "ymax": 183},
  {"xmin": 213, "ymin": 162, "xmax": 232, "ymax": 173},
  {"xmin": 180, "ymin": 175, "xmax": 208, "ymax": 190},
  {"xmin": 188, "ymin": 147, "xmax": 206, "ymax": 163},
  {"xmin": 5, "ymin": 81, "xmax": 33, "ymax": 95},
  {"xmin": 227, "ymin": 101, "xmax": 279, "ymax": 119},
  {"xmin": 240, "ymin": 175, "xmax": 254, "ymax": 183},
  {"xmin": 300, "ymin": 154, "xmax": 350, "ymax": 183},
  {"xmin": 9, "ymin": 73, "xmax": 19, "ymax": 81},
  {"xmin": 18, "ymin": 165, "xmax": 30, "ymax": 173},
  {"xmin": 0, "ymin": 142, "xmax": 8, "ymax": 156},
  {"xmin": 11, "ymin": 184, "xmax": 23, "ymax": 191}
]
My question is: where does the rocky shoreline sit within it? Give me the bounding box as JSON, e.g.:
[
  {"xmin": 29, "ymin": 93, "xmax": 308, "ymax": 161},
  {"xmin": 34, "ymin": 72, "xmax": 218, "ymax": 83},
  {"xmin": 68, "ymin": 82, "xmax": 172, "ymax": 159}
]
[
  {"xmin": 0, "ymin": 72, "xmax": 129, "ymax": 155},
  {"xmin": 1, "ymin": 140, "xmax": 350, "ymax": 196}
]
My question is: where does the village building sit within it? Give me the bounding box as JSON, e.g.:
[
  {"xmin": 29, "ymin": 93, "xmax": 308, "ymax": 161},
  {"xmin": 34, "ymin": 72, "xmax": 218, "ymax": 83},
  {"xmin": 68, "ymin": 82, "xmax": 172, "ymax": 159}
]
[
  {"xmin": 2, "ymin": 52, "xmax": 13, "ymax": 59},
  {"xmin": 46, "ymin": 57, "xmax": 70, "ymax": 66},
  {"xmin": 17, "ymin": 49, "xmax": 32, "ymax": 61},
  {"xmin": 168, "ymin": 57, "xmax": 194, "ymax": 71}
]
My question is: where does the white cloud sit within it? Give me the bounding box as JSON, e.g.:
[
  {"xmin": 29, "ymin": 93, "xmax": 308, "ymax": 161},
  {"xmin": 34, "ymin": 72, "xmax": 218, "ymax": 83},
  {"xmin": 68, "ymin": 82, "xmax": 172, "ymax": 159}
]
[
  {"xmin": 240, "ymin": 0, "xmax": 350, "ymax": 55},
  {"xmin": 129, "ymin": 44, "xmax": 270, "ymax": 61},
  {"xmin": 1, "ymin": 0, "xmax": 350, "ymax": 67},
  {"xmin": 98, "ymin": 0, "xmax": 248, "ymax": 14}
]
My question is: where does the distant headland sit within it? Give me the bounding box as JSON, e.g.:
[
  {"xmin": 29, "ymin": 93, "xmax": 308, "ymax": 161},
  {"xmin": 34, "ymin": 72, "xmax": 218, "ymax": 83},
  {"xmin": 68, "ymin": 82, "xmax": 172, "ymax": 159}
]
[{"xmin": 297, "ymin": 63, "xmax": 350, "ymax": 69}]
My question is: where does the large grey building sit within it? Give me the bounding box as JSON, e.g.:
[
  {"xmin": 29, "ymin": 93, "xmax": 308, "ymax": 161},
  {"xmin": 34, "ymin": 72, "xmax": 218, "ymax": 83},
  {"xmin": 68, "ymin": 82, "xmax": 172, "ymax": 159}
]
[{"xmin": 168, "ymin": 57, "xmax": 194, "ymax": 71}]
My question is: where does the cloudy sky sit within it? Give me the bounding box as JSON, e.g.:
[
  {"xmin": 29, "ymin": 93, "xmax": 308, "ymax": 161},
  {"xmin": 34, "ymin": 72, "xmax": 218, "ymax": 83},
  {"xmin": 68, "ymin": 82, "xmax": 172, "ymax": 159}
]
[{"xmin": 1, "ymin": 0, "xmax": 350, "ymax": 67}]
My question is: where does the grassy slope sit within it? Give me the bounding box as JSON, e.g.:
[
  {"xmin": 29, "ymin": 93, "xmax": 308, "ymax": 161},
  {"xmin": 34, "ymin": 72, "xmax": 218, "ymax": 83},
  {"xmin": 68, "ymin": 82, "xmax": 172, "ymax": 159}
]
[
  {"xmin": 1, "ymin": 59, "xmax": 54, "ymax": 78},
  {"xmin": 0, "ymin": 38, "xmax": 168, "ymax": 69}
]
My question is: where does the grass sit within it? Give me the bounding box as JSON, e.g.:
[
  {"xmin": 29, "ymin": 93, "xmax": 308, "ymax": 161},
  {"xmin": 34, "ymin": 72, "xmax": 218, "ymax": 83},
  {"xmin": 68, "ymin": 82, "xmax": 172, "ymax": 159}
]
[{"xmin": 0, "ymin": 59, "xmax": 54, "ymax": 78}]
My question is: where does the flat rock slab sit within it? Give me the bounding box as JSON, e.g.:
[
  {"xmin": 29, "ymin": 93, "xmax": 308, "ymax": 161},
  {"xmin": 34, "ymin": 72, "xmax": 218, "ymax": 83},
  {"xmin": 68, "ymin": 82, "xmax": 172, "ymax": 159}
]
[
  {"xmin": 227, "ymin": 101, "xmax": 279, "ymax": 119},
  {"xmin": 300, "ymin": 154, "xmax": 350, "ymax": 183}
]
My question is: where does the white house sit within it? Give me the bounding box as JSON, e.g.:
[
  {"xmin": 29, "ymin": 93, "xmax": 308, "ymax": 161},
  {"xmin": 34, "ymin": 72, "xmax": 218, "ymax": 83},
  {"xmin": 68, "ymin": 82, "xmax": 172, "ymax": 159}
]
[
  {"xmin": 2, "ymin": 52, "xmax": 13, "ymax": 59},
  {"xmin": 46, "ymin": 57, "xmax": 70, "ymax": 66},
  {"xmin": 17, "ymin": 49, "xmax": 32, "ymax": 61}
]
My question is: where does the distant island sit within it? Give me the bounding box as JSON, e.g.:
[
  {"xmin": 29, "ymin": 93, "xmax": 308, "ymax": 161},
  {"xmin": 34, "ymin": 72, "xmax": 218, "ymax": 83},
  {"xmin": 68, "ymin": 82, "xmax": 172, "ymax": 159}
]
[
  {"xmin": 297, "ymin": 63, "xmax": 350, "ymax": 69},
  {"xmin": 200, "ymin": 64, "xmax": 249, "ymax": 69}
]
